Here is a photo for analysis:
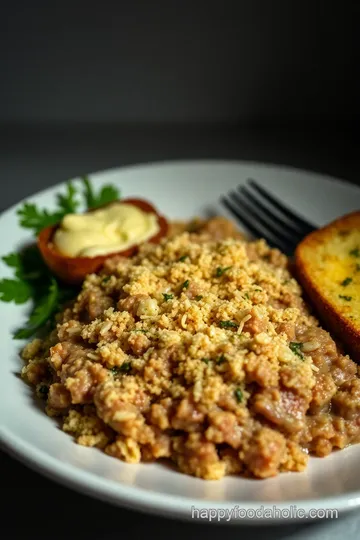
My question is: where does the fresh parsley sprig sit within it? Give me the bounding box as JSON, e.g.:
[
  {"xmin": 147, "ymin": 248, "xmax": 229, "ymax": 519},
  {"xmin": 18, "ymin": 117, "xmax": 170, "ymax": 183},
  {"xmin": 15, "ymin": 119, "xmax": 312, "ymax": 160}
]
[
  {"xmin": 0, "ymin": 176, "xmax": 121, "ymax": 339},
  {"xmin": 82, "ymin": 175, "xmax": 120, "ymax": 209}
]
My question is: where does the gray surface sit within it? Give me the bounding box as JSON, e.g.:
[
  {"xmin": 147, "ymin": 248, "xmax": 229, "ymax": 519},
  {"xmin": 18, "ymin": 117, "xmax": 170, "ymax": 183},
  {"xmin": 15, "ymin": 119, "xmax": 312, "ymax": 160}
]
[
  {"xmin": 0, "ymin": 125, "xmax": 359, "ymax": 539},
  {"xmin": 0, "ymin": 0, "xmax": 355, "ymax": 124}
]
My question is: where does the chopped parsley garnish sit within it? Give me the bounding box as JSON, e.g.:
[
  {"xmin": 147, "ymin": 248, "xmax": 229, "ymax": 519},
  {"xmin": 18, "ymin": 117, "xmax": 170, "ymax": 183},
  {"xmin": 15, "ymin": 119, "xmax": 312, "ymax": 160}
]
[
  {"xmin": 202, "ymin": 358, "xmax": 210, "ymax": 365},
  {"xmin": 132, "ymin": 329, "xmax": 147, "ymax": 334},
  {"xmin": 216, "ymin": 354, "xmax": 226, "ymax": 365},
  {"xmin": 195, "ymin": 295, "xmax": 203, "ymax": 301},
  {"xmin": 341, "ymin": 277, "xmax": 352, "ymax": 287},
  {"xmin": 215, "ymin": 266, "xmax": 232, "ymax": 277},
  {"xmin": 111, "ymin": 362, "xmax": 132, "ymax": 375},
  {"xmin": 254, "ymin": 288, "xmax": 262, "ymax": 292},
  {"xmin": 349, "ymin": 248, "xmax": 360, "ymax": 258},
  {"xmin": 356, "ymin": 264, "xmax": 360, "ymax": 272},
  {"xmin": 234, "ymin": 388, "xmax": 243, "ymax": 403},
  {"xmin": 163, "ymin": 293, "xmax": 174, "ymax": 301},
  {"xmin": 339, "ymin": 295, "xmax": 352, "ymax": 301},
  {"xmin": 178, "ymin": 255, "xmax": 188, "ymax": 262},
  {"xmin": 244, "ymin": 293, "xmax": 250, "ymax": 300},
  {"xmin": 219, "ymin": 320, "xmax": 238, "ymax": 329},
  {"xmin": 38, "ymin": 385, "xmax": 49, "ymax": 398},
  {"xmin": 182, "ymin": 280, "xmax": 190, "ymax": 289},
  {"xmin": 289, "ymin": 342, "xmax": 304, "ymax": 359},
  {"xmin": 102, "ymin": 276, "xmax": 111, "ymax": 284}
]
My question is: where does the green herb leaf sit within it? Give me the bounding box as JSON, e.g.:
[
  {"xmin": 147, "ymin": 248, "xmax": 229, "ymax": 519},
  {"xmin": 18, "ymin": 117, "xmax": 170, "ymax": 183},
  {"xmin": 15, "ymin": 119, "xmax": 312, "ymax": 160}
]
[
  {"xmin": 339, "ymin": 295, "xmax": 352, "ymax": 301},
  {"xmin": 38, "ymin": 385, "xmax": 49, "ymax": 398},
  {"xmin": 178, "ymin": 255, "xmax": 188, "ymax": 262},
  {"xmin": 202, "ymin": 358, "xmax": 210, "ymax": 365},
  {"xmin": 81, "ymin": 176, "xmax": 120, "ymax": 209},
  {"xmin": 234, "ymin": 388, "xmax": 243, "ymax": 403},
  {"xmin": 215, "ymin": 266, "xmax": 232, "ymax": 277},
  {"xmin": 56, "ymin": 182, "xmax": 79, "ymax": 215},
  {"xmin": 14, "ymin": 278, "xmax": 59, "ymax": 339},
  {"xmin": 16, "ymin": 183, "xmax": 80, "ymax": 236},
  {"xmin": 102, "ymin": 276, "xmax": 111, "ymax": 284},
  {"xmin": 111, "ymin": 362, "xmax": 132, "ymax": 375},
  {"xmin": 289, "ymin": 342, "xmax": 304, "ymax": 359},
  {"xmin": 216, "ymin": 354, "xmax": 226, "ymax": 365},
  {"xmin": 195, "ymin": 295, "xmax": 203, "ymax": 301},
  {"xmin": 182, "ymin": 279, "xmax": 190, "ymax": 290},
  {"xmin": 17, "ymin": 203, "xmax": 62, "ymax": 236},
  {"xmin": 0, "ymin": 278, "xmax": 32, "ymax": 304},
  {"xmin": 349, "ymin": 248, "xmax": 360, "ymax": 258},
  {"xmin": 2, "ymin": 253, "xmax": 22, "ymax": 271},
  {"xmin": 163, "ymin": 293, "xmax": 174, "ymax": 301},
  {"xmin": 219, "ymin": 320, "xmax": 238, "ymax": 329},
  {"xmin": 341, "ymin": 277, "xmax": 353, "ymax": 287}
]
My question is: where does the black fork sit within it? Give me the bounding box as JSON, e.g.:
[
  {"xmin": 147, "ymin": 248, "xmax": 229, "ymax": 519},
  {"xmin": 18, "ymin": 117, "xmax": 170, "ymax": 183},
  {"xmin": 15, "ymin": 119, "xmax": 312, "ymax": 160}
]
[{"xmin": 221, "ymin": 179, "xmax": 317, "ymax": 256}]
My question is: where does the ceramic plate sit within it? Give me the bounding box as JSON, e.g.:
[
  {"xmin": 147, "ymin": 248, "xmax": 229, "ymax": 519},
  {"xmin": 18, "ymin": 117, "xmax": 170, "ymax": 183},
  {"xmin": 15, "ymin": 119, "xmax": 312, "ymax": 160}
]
[{"xmin": 1, "ymin": 161, "xmax": 359, "ymax": 524}]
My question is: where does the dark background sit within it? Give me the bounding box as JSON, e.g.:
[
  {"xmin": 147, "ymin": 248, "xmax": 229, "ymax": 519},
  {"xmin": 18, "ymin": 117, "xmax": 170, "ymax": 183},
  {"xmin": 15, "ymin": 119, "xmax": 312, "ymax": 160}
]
[
  {"xmin": 0, "ymin": 0, "xmax": 357, "ymax": 126},
  {"xmin": 0, "ymin": 1, "xmax": 359, "ymax": 539}
]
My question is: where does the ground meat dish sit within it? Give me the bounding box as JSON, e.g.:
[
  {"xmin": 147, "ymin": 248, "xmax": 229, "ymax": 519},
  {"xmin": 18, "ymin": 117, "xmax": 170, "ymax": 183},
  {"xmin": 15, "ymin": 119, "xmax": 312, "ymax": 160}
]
[{"xmin": 21, "ymin": 218, "xmax": 360, "ymax": 480}]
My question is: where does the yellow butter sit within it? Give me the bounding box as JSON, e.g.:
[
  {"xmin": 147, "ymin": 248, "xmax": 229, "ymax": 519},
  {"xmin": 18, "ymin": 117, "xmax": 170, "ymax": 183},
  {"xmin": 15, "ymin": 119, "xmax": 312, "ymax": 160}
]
[{"xmin": 53, "ymin": 202, "xmax": 159, "ymax": 257}]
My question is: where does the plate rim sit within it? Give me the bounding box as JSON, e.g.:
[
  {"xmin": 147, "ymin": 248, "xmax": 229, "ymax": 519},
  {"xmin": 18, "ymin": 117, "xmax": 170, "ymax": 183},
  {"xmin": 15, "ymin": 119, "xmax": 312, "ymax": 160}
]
[{"xmin": 1, "ymin": 158, "xmax": 360, "ymax": 219}]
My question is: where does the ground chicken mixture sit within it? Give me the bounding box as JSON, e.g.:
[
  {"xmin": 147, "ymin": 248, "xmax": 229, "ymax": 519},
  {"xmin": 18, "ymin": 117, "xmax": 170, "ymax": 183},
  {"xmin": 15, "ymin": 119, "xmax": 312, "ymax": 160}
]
[{"xmin": 21, "ymin": 218, "xmax": 360, "ymax": 480}]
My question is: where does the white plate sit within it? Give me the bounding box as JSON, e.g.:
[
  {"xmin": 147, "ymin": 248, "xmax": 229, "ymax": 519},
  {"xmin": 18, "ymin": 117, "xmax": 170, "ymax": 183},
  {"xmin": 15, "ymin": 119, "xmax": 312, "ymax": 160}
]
[{"xmin": 1, "ymin": 161, "xmax": 360, "ymax": 525}]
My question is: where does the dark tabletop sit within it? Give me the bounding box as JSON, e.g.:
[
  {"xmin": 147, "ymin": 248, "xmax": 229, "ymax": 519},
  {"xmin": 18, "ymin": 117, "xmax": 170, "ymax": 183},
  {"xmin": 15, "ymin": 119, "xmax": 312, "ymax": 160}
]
[{"xmin": 1, "ymin": 124, "xmax": 359, "ymax": 540}]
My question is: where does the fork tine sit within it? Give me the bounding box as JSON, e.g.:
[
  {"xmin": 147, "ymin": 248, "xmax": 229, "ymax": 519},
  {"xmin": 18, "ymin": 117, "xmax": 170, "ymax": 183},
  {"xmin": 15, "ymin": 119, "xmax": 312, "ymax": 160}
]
[
  {"xmin": 231, "ymin": 190, "xmax": 299, "ymax": 247},
  {"xmin": 220, "ymin": 195, "xmax": 293, "ymax": 255},
  {"xmin": 238, "ymin": 185, "xmax": 306, "ymax": 241},
  {"xmin": 248, "ymin": 179, "xmax": 316, "ymax": 234}
]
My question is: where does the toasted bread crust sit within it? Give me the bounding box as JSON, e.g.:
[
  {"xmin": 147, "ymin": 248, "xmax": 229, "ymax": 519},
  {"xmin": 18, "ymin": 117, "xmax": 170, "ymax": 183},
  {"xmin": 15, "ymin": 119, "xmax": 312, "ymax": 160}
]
[{"xmin": 295, "ymin": 211, "xmax": 360, "ymax": 362}]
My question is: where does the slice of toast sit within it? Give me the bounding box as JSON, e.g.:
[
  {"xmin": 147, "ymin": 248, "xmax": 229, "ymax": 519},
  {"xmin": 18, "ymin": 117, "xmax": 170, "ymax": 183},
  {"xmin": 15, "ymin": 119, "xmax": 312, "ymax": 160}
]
[{"xmin": 295, "ymin": 211, "xmax": 360, "ymax": 362}]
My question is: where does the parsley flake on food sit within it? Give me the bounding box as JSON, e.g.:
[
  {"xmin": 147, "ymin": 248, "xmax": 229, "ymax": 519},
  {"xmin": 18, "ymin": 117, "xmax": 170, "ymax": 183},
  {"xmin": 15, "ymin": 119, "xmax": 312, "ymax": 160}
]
[
  {"xmin": 195, "ymin": 295, "xmax": 203, "ymax": 301},
  {"xmin": 349, "ymin": 248, "xmax": 360, "ymax": 258},
  {"xmin": 111, "ymin": 362, "xmax": 132, "ymax": 375},
  {"xmin": 216, "ymin": 354, "xmax": 226, "ymax": 365},
  {"xmin": 182, "ymin": 279, "xmax": 190, "ymax": 290},
  {"xmin": 219, "ymin": 320, "xmax": 238, "ymax": 329},
  {"xmin": 339, "ymin": 295, "xmax": 352, "ymax": 301},
  {"xmin": 289, "ymin": 342, "xmax": 304, "ymax": 359},
  {"xmin": 234, "ymin": 388, "xmax": 243, "ymax": 403},
  {"xmin": 341, "ymin": 277, "xmax": 353, "ymax": 287},
  {"xmin": 215, "ymin": 266, "xmax": 232, "ymax": 277},
  {"xmin": 163, "ymin": 293, "xmax": 174, "ymax": 301},
  {"xmin": 38, "ymin": 385, "xmax": 49, "ymax": 398},
  {"xmin": 178, "ymin": 255, "xmax": 188, "ymax": 262}
]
